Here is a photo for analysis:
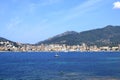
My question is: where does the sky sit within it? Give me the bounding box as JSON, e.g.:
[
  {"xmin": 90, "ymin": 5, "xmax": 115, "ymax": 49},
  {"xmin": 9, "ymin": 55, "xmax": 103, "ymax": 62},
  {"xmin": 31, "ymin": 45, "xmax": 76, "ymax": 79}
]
[{"xmin": 0, "ymin": 0, "xmax": 120, "ymax": 43}]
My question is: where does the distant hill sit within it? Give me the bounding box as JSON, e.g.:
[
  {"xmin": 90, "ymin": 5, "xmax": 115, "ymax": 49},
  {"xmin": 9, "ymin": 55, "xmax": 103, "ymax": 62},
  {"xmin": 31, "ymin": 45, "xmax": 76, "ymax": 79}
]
[
  {"xmin": 0, "ymin": 37, "xmax": 9, "ymax": 42},
  {"xmin": 0, "ymin": 37, "xmax": 18, "ymax": 47},
  {"xmin": 37, "ymin": 25, "xmax": 120, "ymax": 47}
]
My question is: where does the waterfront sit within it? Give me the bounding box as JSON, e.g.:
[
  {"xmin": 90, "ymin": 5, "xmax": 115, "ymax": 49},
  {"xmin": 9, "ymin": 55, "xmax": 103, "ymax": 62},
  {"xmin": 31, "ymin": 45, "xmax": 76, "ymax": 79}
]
[
  {"xmin": 0, "ymin": 41, "xmax": 120, "ymax": 52},
  {"xmin": 0, "ymin": 52, "xmax": 120, "ymax": 80}
]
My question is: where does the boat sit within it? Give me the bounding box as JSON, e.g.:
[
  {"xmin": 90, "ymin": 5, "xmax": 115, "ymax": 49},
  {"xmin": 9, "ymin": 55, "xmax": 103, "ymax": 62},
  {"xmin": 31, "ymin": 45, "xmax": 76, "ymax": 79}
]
[{"xmin": 54, "ymin": 53, "xmax": 59, "ymax": 57}]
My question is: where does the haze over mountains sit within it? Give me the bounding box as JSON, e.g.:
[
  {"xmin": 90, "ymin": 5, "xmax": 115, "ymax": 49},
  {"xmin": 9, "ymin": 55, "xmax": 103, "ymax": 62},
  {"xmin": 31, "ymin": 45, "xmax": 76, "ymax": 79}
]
[{"xmin": 0, "ymin": 25, "xmax": 120, "ymax": 47}]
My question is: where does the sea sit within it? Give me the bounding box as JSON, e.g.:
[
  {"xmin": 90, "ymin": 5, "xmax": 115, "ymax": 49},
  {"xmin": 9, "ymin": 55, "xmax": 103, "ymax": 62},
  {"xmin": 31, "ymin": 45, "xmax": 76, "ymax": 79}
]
[{"xmin": 0, "ymin": 52, "xmax": 120, "ymax": 80}]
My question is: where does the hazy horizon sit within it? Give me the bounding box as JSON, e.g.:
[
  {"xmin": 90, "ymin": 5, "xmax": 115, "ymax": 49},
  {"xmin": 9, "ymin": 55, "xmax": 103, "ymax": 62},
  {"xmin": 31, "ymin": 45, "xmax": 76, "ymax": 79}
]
[{"xmin": 0, "ymin": 0, "xmax": 120, "ymax": 43}]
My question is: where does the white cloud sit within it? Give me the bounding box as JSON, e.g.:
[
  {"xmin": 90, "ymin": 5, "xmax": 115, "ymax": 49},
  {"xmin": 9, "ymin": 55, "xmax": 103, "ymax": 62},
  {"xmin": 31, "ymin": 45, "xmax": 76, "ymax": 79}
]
[
  {"xmin": 113, "ymin": 1, "xmax": 120, "ymax": 9},
  {"xmin": 36, "ymin": 0, "xmax": 104, "ymax": 32},
  {"xmin": 56, "ymin": 0, "xmax": 104, "ymax": 23},
  {"xmin": 37, "ymin": 0, "xmax": 104, "ymax": 27}
]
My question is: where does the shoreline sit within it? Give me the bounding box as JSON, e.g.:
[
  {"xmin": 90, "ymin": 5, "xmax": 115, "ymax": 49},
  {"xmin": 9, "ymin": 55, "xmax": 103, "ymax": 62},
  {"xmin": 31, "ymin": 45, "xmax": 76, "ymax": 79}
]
[{"xmin": 0, "ymin": 51, "xmax": 120, "ymax": 53}]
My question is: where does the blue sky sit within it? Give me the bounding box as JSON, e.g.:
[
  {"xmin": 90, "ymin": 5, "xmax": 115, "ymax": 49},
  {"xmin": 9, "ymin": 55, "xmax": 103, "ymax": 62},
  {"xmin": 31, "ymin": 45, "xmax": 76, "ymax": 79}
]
[{"xmin": 0, "ymin": 0, "xmax": 120, "ymax": 43}]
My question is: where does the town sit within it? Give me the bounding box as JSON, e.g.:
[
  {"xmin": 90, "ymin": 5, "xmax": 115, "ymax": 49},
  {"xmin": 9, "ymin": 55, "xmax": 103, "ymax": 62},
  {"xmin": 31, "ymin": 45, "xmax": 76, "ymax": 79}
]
[{"xmin": 0, "ymin": 41, "xmax": 120, "ymax": 52}]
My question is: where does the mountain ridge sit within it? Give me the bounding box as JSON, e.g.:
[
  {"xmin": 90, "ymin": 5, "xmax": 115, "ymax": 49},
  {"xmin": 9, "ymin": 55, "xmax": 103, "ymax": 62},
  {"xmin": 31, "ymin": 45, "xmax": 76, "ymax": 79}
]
[
  {"xmin": 0, "ymin": 25, "xmax": 120, "ymax": 47},
  {"xmin": 37, "ymin": 25, "xmax": 120, "ymax": 47}
]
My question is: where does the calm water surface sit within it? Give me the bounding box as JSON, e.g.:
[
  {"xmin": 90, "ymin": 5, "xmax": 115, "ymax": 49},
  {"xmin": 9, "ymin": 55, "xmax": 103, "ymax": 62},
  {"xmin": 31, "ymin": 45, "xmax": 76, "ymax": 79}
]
[{"xmin": 0, "ymin": 52, "xmax": 120, "ymax": 80}]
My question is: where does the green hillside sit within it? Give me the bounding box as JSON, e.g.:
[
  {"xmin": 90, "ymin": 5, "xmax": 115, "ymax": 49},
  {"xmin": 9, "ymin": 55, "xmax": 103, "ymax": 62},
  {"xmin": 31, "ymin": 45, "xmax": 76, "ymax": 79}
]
[{"xmin": 37, "ymin": 25, "xmax": 120, "ymax": 47}]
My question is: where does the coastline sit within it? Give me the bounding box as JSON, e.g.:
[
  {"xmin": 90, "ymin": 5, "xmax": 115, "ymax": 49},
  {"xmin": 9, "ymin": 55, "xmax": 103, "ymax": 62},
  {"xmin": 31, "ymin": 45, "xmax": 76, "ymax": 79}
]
[{"xmin": 0, "ymin": 50, "xmax": 120, "ymax": 53}]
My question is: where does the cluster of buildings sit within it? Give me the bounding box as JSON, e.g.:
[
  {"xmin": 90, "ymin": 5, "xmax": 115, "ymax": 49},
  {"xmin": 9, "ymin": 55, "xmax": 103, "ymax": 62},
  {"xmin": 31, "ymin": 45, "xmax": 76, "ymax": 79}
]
[
  {"xmin": 0, "ymin": 41, "xmax": 120, "ymax": 52},
  {"xmin": 0, "ymin": 41, "xmax": 17, "ymax": 51}
]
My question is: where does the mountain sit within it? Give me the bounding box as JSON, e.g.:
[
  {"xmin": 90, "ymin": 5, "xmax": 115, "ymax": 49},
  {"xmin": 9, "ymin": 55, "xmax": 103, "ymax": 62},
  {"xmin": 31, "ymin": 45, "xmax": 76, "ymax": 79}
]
[
  {"xmin": 0, "ymin": 37, "xmax": 9, "ymax": 42},
  {"xmin": 0, "ymin": 37, "xmax": 18, "ymax": 47},
  {"xmin": 37, "ymin": 25, "xmax": 120, "ymax": 47}
]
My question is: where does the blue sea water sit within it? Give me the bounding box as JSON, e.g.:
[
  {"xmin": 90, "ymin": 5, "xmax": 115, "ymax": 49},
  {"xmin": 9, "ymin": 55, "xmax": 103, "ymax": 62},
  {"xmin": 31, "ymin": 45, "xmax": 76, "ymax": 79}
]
[{"xmin": 0, "ymin": 52, "xmax": 120, "ymax": 80}]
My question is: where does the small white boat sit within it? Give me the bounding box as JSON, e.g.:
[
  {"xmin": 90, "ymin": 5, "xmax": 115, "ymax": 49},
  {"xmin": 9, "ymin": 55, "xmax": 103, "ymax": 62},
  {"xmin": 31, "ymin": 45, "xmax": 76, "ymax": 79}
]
[{"xmin": 54, "ymin": 53, "xmax": 59, "ymax": 57}]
